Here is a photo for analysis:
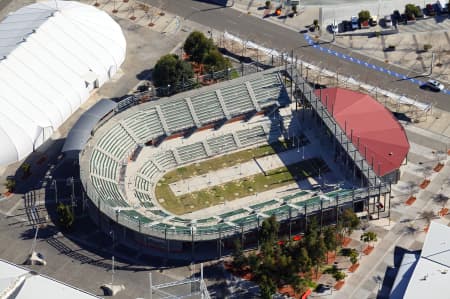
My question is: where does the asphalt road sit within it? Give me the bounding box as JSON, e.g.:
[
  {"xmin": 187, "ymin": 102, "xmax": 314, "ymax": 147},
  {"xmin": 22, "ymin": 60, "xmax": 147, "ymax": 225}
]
[{"xmin": 143, "ymin": 0, "xmax": 450, "ymax": 111}]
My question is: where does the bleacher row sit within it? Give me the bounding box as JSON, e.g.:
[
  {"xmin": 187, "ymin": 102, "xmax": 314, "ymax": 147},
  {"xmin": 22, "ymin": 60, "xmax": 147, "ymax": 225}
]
[{"xmin": 117, "ymin": 71, "xmax": 290, "ymax": 145}]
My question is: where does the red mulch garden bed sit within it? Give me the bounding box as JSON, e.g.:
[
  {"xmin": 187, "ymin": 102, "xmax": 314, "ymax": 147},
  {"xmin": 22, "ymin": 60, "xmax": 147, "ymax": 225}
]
[
  {"xmin": 326, "ymin": 251, "xmax": 336, "ymax": 264},
  {"xmin": 334, "ymin": 280, "xmax": 345, "ymax": 290},
  {"xmin": 341, "ymin": 237, "xmax": 351, "ymax": 247},
  {"xmin": 363, "ymin": 246, "xmax": 374, "ymax": 255},
  {"xmin": 439, "ymin": 208, "xmax": 449, "ymax": 217},
  {"xmin": 348, "ymin": 263, "xmax": 359, "ymax": 273},
  {"xmin": 424, "ymin": 224, "xmax": 429, "ymax": 233},
  {"xmin": 420, "ymin": 179, "xmax": 430, "ymax": 189},
  {"xmin": 448, "ymin": 149, "xmax": 450, "ymax": 155},
  {"xmin": 405, "ymin": 196, "xmax": 416, "ymax": 206},
  {"xmin": 434, "ymin": 163, "xmax": 444, "ymax": 172},
  {"xmin": 3, "ymin": 191, "xmax": 12, "ymax": 197}
]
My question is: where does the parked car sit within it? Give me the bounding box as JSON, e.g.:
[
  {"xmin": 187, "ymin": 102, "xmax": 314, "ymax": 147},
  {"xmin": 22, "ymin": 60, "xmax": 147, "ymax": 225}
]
[
  {"xmin": 328, "ymin": 20, "xmax": 338, "ymax": 33},
  {"xmin": 415, "ymin": 6, "xmax": 424, "ymax": 18},
  {"xmin": 426, "ymin": 3, "xmax": 436, "ymax": 16},
  {"xmin": 351, "ymin": 16, "xmax": 359, "ymax": 30},
  {"xmin": 342, "ymin": 20, "xmax": 352, "ymax": 32},
  {"xmin": 393, "ymin": 10, "xmax": 401, "ymax": 22},
  {"xmin": 384, "ymin": 15, "xmax": 392, "ymax": 27},
  {"xmin": 436, "ymin": 0, "xmax": 447, "ymax": 13},
  {"xmin": 360, "ymin": 19, "xmax": 370, "ymax": 29},
  {"xmin": 422, "ymin": 79, "xmax": 445, "ymax": 91},
  {"xmin": 369, "ymin": 16, "xmax": 378, "ymax": 26}
]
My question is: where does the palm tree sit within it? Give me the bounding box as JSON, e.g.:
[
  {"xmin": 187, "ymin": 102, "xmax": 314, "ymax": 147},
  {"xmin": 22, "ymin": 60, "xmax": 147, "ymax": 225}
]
[
  {"xmin": 421, "ymin": 210, "xmax": 435, "ymax": 229},
  {"xmin": 434, "ymin": 193, "xmax": 449, "ymax": 208},
  {"xmin": 360, "ymin": 231, "xmax": 377, "ymax": 249}
]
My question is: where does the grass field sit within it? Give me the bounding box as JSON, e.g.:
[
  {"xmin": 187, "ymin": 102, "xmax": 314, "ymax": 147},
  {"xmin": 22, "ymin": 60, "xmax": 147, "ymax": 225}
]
[
  {"xmin": 162, "ymin": 137, "xmax": 309, "ymax": 184},
  {"xmin": 155, "ymin": 157, "xmax": 327, "ymax": 215}
]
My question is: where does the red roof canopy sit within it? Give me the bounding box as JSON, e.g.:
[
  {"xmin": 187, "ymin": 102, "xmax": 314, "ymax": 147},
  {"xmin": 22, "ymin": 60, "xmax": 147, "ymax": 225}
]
[{"xmin": 314, "ymin": 88, "xmax": 409, "ymax": 176}]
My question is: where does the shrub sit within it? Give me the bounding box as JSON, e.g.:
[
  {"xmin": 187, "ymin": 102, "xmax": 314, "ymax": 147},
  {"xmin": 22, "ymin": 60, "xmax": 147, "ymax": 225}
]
[
  {"xmin": 405, "ymin": 4, "xmax": 419, "ymax": 17},
  {"xmin": 423, "ymin": 44, "xmax": 432, "ymax": 51},
  {"xmin": 265, "ymin": 0, "xmax": 271, "ymax": 8},
  {"xmin": 5, "ymin": 178, "xmax": 15, "ymax": 192},
  {"xmin": 358, "ymin": 10, "xmax": 371, "ymax": 22},
  {"xmin": 333, "ymin": 271, "xmax": 346, "ymax": 281}
]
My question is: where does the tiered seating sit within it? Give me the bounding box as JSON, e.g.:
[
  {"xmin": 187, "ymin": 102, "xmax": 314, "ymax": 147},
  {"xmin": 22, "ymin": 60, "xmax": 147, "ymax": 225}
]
[
  {"xmin": 250, "ymin": 199, "xmax": 279, "ymax": 210},
  {"xmin": 283, "ymin": 191, "xmax": 309, "ymax": 202},
  {"xmin": 155, "ymin": 151, "xmax": 177, "ymax": 170},
  {"xmin": 236, "ymin": 125, "xmax": 267, "ymax": 146},
  {"xmin": 134, "ymin": 191, "xmax": 154, "ymax": 208},
  {"xmin": 250, "ymin": 72, "xmax": 284, "ymax": 107},
  {"xmin": 232, "ymin": 214, "xmax": 259, "ymax": 226},
  {"xmin": 121, "ymin": 210, "xmax": 153, "ymax": 224},
  {"xmin": 220, "ymin": 84, "xmax": 254, "ymax": 116},
  {"xmin": 207, "ymin": 134, "xmax": 237, "ymax": 154},
  {"xmin": 90, "ymin": 150, "xmax": 119, "ymax": 180},
  {"xmin": 190, "ymin": 92, "xmax": 225, "ymax": 125},
  {"xmin": 123, "ymin": 109, "xmax": 164, "ymax": 142},
  {"xmin": 160, "ymin": 100, "xmax": 195, "ymax": 133},
  {"xmin": 176, "ymin": 142, "xmax": 207, "ymax": 164},
  {"xmin": 91, "ymin": 176, "xmax": 129, "ymax": 207},
  {"xmin": 139, "ymin": 161, "xmax": 161, "ymax": 181},
  {"xmin": 196, "ymin": 222, "xmax": 234, "ymax": 234},
  {"xmin": 265, "ymin": 205, "xmax": 292, "ymax": 216},
  {"xmin": 135, "ymin": 176, "xmax": 150, "ymax": 191},
  {"xmin": 97, "ymin": 123, "xmax": 135, "ymax": 159},
  {"xmin": 219, "ymin": 208, "xmax": 247, "ymax": 220}
]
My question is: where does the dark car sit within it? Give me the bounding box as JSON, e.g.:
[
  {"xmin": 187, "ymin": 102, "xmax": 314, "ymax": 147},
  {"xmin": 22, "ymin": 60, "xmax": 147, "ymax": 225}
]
[
  {"xmin": 342, "ymin": 20, "xmax": 352, "ymax": 32},
  {"xmin": 426, "ymin": 3, "xmax": 436, "ymax": 16},
  {"xmin": 393, "ymin": 10, "xmax": 401, "ymax": 21},
  {"xmin": 316, "ymin": 284, "xmax": 332, "ymax": 293},
  {"xmin": 415, "ymin": 6, "xmax": 424, "ymax": 18}
]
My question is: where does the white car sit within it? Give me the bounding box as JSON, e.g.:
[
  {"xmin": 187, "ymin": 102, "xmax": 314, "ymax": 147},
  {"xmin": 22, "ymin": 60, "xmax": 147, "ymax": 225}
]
[
  {"xmin": 350, "ymin": 16, "xmax": 359, "ymax": 30},
  {"xmin": 329, "ymin": 20, "xmax": 338, "ymax": 33},
  {"xmin": 384, "ymin": 15, "xmax": 392, "ymax": 27},
  {"xmin": 424, "ymin": 79, "xmax": 445, "ymax": 91}
]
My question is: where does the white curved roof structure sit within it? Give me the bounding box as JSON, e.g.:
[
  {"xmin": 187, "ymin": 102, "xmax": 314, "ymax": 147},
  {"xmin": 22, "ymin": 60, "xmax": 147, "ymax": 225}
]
[{"xmin": 0, "ymin": 0, "xmax": 126, "ymax": 166}]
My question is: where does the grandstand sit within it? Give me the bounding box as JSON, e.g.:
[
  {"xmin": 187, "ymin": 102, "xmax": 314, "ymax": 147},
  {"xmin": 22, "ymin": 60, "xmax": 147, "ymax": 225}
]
[{"xmin": 78, "ymin": 66, "xmax": 392, "ymax": 261}]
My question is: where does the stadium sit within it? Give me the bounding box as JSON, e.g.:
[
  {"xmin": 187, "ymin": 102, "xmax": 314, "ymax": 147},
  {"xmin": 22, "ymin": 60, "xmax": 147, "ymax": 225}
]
[{"xmin": 73, "ymin": 65, "xmax": 408, "ymax": 261}]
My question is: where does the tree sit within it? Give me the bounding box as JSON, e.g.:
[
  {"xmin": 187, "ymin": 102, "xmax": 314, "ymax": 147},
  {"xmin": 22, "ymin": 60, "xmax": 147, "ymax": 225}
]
[
  {"xmin": 405, "ymin": 4, "xmax": 419, "ymax": 17},
  {"xmin": 358, "ymin": 10, "xmax": 371, "ymax": 22},
  {"xmin": 232, "ymin": 239, "xmax": 246, "ymax": 269},
  {"xmin": 5, "ymin": 178, "xmax": 15, "ymax": 192},
  {"xmin": 421, "ymin": 210, "xmax": 435, "ymax": 225},
  {"xmin": 433, "ymin": 193, "xmax": 449, "ymax": 208},
  {"xmin": 183, "ymin": 31, "xmax": 214, "ymax": 64},
  {"xmin": 260, "ymin": 274, "xmax": 277, "ymax": 299},
  {"xmin": 323, "ymin": 226, "xmax": 338, "ymax": 258},
  {"xmin": 313, "ymin": 19, "xmax": 319, "ymax": 31},
  {"xmin": 333, "ymin": 270, "xmax": 346, "ymax": 281},
  {"xmin": 56, "ymin": 202, "xmax": 74, "ymax": 230},
  {"xmin": 265, "ymin": 1, "xmax": 271, "ymax": 9},
  {"xmin": 296, "ymin": 246, "xmax": 312, "ymax": 274},
  {"xmin": 21, "ymin": 162, "xmax": 31, "ymax": 175},
  {"xmin": 360, "ymin": 231, "xmax": 377, "ymax": 248},
  {"xmin": 203, "ymin": 49, "xmax": 231, "ymax": 72},
  {"xmin": 292, "ymin": 4, "xmax": 297, "ymax": 14},
  {"xmin": 152, "ymin": 54, "xmax": 194, "ymax": 87},
  {"xmin": 340, "ymin": 209, "xmax": 360, "ymax": 237},
  {"xmin": 349, "ymin": 249, "xmax": 358, "ymax": 265},
  {"xmin": 260, "ymin": 215, "xmax": 279, "ymax": 246}
]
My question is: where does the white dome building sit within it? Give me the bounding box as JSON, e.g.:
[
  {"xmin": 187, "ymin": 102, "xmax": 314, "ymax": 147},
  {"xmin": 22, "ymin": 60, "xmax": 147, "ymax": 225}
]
[{"xmin": 0, "ymin": 1, "xmax": 126, "ymax": 166}]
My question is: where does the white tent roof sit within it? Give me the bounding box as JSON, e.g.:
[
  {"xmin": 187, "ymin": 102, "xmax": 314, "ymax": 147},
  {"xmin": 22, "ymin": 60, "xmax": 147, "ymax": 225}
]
[
  {"xmin": 0, "ymin": 259, "xmax": 101, "ymax": 299},
  {"xmin": 0, "ymin": 0, "xmax": 126, "ymax": 166}
]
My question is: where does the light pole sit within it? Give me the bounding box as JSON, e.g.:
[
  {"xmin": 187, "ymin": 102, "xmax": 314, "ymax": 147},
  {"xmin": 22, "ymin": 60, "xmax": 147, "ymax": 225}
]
[
  {"xmin": 52, "ymin": 179, "xmax": 58, "ymax": 205},
  {"xmin": 109, "ymin": 230, "xmax": 115, "ymax": 252}
]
